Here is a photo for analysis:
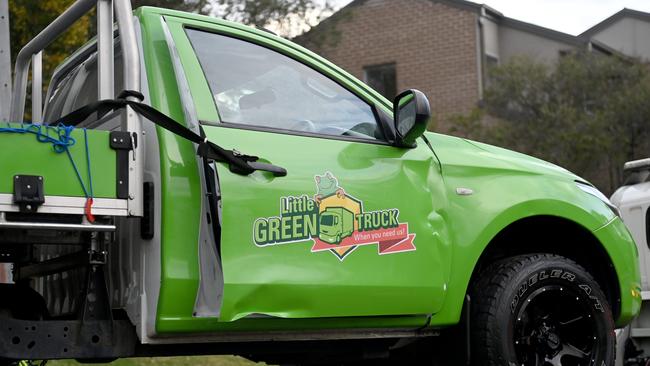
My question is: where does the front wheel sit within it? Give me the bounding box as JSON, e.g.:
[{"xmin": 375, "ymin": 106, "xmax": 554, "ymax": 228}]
[{"xmin": 470, "ymin": 253, "xmax": 615, "ymax": 366}]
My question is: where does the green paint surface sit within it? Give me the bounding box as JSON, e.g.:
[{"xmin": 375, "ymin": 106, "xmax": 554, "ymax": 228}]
[
  {"xmin": 206, "ymin": 126, "xmax": 448, "ymax": 322},
  {"xmin": 138, "ymin": 9, "xmax": 203, "ymax": 330},
  {"xmin": 0, "ymin": 126, "xmax": 116, "ymax": 198}
]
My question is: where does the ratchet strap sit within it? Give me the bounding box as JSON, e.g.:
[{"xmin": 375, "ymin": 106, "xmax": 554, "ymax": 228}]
[{"xmin": 56, "ymin": 90, "xmax": 284, "ymax": 176}]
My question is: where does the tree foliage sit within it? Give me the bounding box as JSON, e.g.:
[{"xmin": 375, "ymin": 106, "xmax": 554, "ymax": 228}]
[
  {"xmin": 212, "ymin": 0, "xmax": 334, "ymax": 37},
  {"xmin": 9, "ymin": 0, "xmax": 92, "ymax": 92},
  {"xmin": 131, "ymin": 0, "xmax": 210, "ymax": 14},
  {"xmin": 451, "ymin": 53, "xmax": 650, "ymax": 193}
]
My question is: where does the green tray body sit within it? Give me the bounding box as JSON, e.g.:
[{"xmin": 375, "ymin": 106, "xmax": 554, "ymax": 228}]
[{"xmin": 0, "ymin": 126, "xmax": 117, "ymax": 199}]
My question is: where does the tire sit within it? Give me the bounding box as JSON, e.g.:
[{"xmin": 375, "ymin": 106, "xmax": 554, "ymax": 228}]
[{"xmin": 470, "ymin": 253, "xmax": 615, "ymax": 366}]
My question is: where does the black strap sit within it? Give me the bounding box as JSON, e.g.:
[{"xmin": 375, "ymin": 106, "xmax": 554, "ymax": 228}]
[{"xmin": 56, "ymin": 90, "xmax": 258, "ymax": 176}]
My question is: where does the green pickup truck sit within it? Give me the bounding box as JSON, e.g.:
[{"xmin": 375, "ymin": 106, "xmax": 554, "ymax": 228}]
[{"xmin": 0, "ymin": 1, "xmax": 641, "ymax": 365}]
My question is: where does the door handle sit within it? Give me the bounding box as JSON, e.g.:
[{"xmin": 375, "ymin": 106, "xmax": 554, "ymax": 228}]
[{"xmin": 247, "ymin": 161, "xmax": 287, "ymax": 177}]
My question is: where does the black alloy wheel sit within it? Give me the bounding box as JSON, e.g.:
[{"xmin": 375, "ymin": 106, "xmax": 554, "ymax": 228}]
[{"xmin": 470, "ymin": 253, "xmax": 615, "ymax": 366}]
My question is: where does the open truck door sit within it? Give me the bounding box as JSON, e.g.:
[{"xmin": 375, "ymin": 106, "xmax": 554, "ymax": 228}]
[{"xmin": 164, "ymin": 20, "xmax": 451, "ymax": 322}]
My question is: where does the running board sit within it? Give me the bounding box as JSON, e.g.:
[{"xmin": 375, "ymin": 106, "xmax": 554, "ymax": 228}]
[{"xmin": 142, "ymin": 327, "xmax": 439, "ymax": 345}]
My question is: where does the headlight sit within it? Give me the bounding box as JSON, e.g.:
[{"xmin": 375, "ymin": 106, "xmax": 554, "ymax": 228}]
[{"xmin": 575, "ymin": 181, "xmax": 620, "ymax": 217}]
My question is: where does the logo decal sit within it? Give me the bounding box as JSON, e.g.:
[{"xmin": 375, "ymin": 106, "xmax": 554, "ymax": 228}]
[{"xmin": 252, "ymin": 172, "xmax": 416, "ymax": 260}]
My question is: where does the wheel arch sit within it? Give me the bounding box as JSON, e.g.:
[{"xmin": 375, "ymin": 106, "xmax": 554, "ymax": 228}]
[{"xmin": 468, "ymin": 215, "xmax": 621, "ymax": 320}]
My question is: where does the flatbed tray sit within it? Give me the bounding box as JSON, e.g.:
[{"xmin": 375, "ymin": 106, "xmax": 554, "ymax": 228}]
[{"xmin": 0, "ymin": 124, "xmax": 127, "ymax": 217}]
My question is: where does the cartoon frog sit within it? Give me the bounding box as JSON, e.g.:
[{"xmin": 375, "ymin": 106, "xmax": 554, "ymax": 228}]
[{"xmin": 314, "ymin": 172, "xmax": 345, "ymax": 204}]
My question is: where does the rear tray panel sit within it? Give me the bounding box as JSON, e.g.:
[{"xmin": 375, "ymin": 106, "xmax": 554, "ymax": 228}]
[{"xmin": 0, "ymin": 126, "xmax": 117, "ymax": 199}]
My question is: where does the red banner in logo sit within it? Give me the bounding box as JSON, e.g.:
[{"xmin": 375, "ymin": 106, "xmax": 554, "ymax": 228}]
[{"xmin": 311, "ymin": 223, "xmax": 416, "ymax": 255}]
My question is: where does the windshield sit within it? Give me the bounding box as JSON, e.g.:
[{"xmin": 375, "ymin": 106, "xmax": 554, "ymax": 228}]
[
  {"xmin": 186, "ymin": 28, "xmax": 383, "ymax": 140},
  {"xmin": 320, "ymin": 215, "xmax": 335, "ymax": 226}
]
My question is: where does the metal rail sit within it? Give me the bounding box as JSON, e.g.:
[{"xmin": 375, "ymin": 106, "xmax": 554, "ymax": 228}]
[
  {"xmin": 97, "ymin": 0, "xmax": 115, "ymax": 100},
  {"xmin": 31, "ymin": 52, "xmax": 43, "ymax": 122},
  {"xmin": 9, "ymin": 0, "xmax": 96, "ymax": 122},
  {"xmin": 0, "ymin": 212, "xmax": 116, "ymax": 232},
  {"xmin": 8, "ymin": 0, "xmax": 143, "ymax": 216},
  {"xmin": 9, "ymin": 0, "xmax": 141, "ymax": 121},
  {"xmin": 0, "ymin": 0, "xmax": 12, "ymax": 122},
  {"xmin": 115, "ymin": 0, "xmax": 144, "ymax": 216},
  {"xmin": 114, "ymin": 0, "xmax": 140, "ymax": 97}
]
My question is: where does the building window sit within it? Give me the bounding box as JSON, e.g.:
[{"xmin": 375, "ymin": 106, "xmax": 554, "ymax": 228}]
[
  {"xmin": 363, "ymin": 63, "xmax": 396, "ymax": 100},
  {"xmin": 559, "ymin": 49, "xmax": 575, "ymax": 58},
  {"xmin": 484, "ymin": 54, "xmax": 500, "ymax": 89},
  {"xmin": 486, "ymin": 54, "xmax": 499, "ymax": 68}
]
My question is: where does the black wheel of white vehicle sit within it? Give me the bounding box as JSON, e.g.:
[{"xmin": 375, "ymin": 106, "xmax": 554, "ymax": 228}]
[{"xmin": 470, "ymin": 254, "xmax": 615, "ymax": 366}]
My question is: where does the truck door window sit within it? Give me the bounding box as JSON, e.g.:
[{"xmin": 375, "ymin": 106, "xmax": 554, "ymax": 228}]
[
  {"xmin": 44, "ymin": 44, "xmax": 124, "ymax": 122},
  {"xmin": 186, "ymin": 28, "xmax": 384, "ymax": 141},
  {"xmin": 44, "ymin": 66, "xmax": 82, "ymax": 122}
]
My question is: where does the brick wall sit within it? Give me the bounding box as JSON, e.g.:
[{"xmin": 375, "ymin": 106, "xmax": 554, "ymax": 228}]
[{"xmin": 300, "ymin": 0, "xmax": 480, "ymax": 131}]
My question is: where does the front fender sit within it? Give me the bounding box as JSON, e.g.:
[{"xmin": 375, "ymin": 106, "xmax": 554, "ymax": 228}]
[
  {"xmin": 430, "ymin": 190, "xmax": 638, "ymax": 327},
  {"xmin": 593, "ymin": 217, "xmax": 642, "ymax": 326}
]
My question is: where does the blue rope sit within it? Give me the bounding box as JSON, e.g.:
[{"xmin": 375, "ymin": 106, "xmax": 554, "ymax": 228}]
[
  {"xmin": 0, "ymin": 123, "xmax": 93, "ymax": 201},
  {"xmin": 84, "ymin": 128, "xmax": 94, "ymax": 199},
  {"xmin": 65, "ymin": 141, "xmax": 90, "ymax": 199},
  {"xmin": 0, "ymin": 122, "xmax": 76, "ymax": 153}
]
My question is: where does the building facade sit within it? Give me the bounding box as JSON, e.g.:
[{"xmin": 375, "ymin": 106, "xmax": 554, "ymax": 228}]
[
  {"xmin": 299, "ymin": 0, "xmax": 483, "ymax": 128},
  {"xmin": 299, "ymin": 0, "xmax": 645, "ymax": 130},
  {"xmin": 581, "ymin": 8, "xmax": 650, "ymax": 62}
]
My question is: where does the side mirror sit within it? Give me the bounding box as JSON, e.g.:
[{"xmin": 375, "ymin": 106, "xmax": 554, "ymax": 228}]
[{"xmin": 393, "ymin": 89, "xmax": 431, "ymax": 147}]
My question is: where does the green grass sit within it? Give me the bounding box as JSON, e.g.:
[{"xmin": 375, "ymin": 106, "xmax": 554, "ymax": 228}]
[{"xmin": 49, "ymin": 356, "xmax": 264, "ymax": 366}]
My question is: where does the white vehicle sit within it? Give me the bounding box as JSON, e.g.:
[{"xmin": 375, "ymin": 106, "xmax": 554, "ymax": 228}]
[{"xmin": 612, "ymin": 158, "xmax": 650, "ymax": 366}]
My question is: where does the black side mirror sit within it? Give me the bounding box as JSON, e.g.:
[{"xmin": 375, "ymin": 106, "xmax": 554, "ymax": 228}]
[{"xmin": 393, "ymin": 89, "xmax": 431, "ymax": 147}]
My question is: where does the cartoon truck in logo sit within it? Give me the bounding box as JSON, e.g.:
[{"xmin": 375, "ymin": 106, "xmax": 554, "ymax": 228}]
[{"xmin": 319, "ymin": 207, "xmax": 354, "ymax": 244}]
